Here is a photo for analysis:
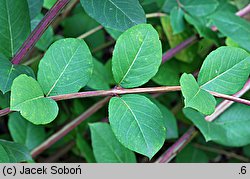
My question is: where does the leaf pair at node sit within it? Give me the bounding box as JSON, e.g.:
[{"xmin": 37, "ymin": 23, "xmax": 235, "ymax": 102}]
[
  {"xmin": 180, "ymin": 46, "xmax": 250, "ymax": 115},
  {"xmin": 10, "ymin": 38, "xmax": 93, "ymax": 124}
]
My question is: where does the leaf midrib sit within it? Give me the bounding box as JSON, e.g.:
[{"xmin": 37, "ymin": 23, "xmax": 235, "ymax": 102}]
[
  {"xmin": 5, "ymin": 0, "xmax": 14, "ymax": 57},
  {"xmin": 108, "ymin": 0, "xmax": 135, "ymax": 23},
  {"xmin": 46, "ymin": 45, "xmax": 81, "ymax": 96},
  {"xmin": 118, "ymin": 30, "xmax": 149, "ymax": 86},
  {"xmin": 119, "ymin": 97, "xmax": 150, "ymax": 151},
  {"xmin": 13, "ymin": 96, "xmax": 43, "ymax": 109},
  {"xmin": 186, "ymin": 88, "xmax": 201, "ymax": 106},
  {"xmin": 200, "ymin": 59, "xmax": 247, "ymax": 89}
]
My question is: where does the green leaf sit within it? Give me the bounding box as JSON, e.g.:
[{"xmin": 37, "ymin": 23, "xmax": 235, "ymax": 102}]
[
  {"xmin": 76, "ymin": 133, "xmax": 96, "ymax": 163},
  {"xmin": 152, "ymin": 60, "xmax": 180, "ymax": 86},
  {"xmin": 0, "ymin": 55, "xmax": 34, "ymax": 94},
  {"xmin": 198, "ymin": 47, "xmax": 250, "ymax": 94},
  {"xmin": 0, "ymin": 139, "xmax": 32, "ymax": 163},
  {"xmin": 180, "ymin": 73, "xmax": 216, "ymax": 115},
  {"xmin": 210, "ymin": 12, "xmax": 250, "ymax": 51},
  {"xmin": 10, "ymin": 74, "xmax": 59, "ymax": 125},
  {"xmin": 90, "ymin": 123, "xmax": 136, "ymax": 163},
  {"xmin": 183, "ymin": 103, "xmax": 250, "ymax": 147},
  {"xmin": 170, "ymin": 6, "xmax": 185, "ymax": 34},
  {"xmin": 109, "ymin": 94, "xmax": 166, "ymax": 158},
  {"xmin": 112, "ymin": 24, "xmax": 162, "ymax": 88},
  {"xmin": 37, "ymin": 38, "xmax": 93, "ymax": 96},
  {"xmin": 87, "ymin": 59, "xmax": 110, "ymax": 90},
  {"xmin": 176, "ymin": 144, "xmax": 209, "ymax": 163},
  {"xmin": 181, "ymin": 0, "xmax": 219, "ymax": 17},
  {"xmin": 80, "ymin": 0, "xmax": 146, "ymax": 32},
  {"xmin": 27, "ymin": 0, "xmax": 43, "ymax": 20},
  {"xmin": 0, "ymin": 0, "xmax": 31, "ymax": 58},
  {"xmin": 8, "ymin": 112, "xmax": 46, "ymax": 150}
]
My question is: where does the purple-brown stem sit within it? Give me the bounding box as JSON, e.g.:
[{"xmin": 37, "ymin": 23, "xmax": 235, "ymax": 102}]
[
  {"xmin": 0, "ymin": 108, "xmax": 11, "ymax": 117},
  {"xmin": 156, "ymin": 126, "xmax": 198, "ymax": 163},
  {"xmin": 162, "ymin": 35, "xmax": 198, "ymax": 63},
  {"xmin": 206, "ymin": 79, "xmax": 250, "ymax": 122},
  {"xmin": 1, "ymin": 85, "xmax": 250, "ymax": 117},
  {"xmin": 11, "ymin": 0, "xmax": 70, "ymax": 64},
  {"xmin": 236, "ymin": 4, "xmax": 250, "ymax": 17}
]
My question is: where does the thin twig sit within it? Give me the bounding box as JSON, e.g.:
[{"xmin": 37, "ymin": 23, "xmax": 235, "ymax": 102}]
[
  {"xmin": 193, "ymin": 143, "xmax": 250, "ymax": 162},
  {"xmin": 22, "ymin": 54, "xmax": 43, "ymax": 66},
  {"xmin": 156, "ymin": 126, "xmax": 198, "ymax": 163},
  {"xmin": 11, "ymin": 0, "xmax": 70, "ymax": 64},
  {"xmin": 236, "ymin": 4, "xmax": 250, "ymax": 17},
  {"xmin": 206, "ymin": 79, "xmax": 250, "ymax": 122},
  {"xmin": 50, "ymin": 86, "xmax": 182, "ymax": 101},
  {"xmin": 77, "ymin": 12, "xmax": 167, "ymax": 40},
  {"xmin": 209, "ymin": 90, "xmax": 250, "ymax": 106},
  {"xmin": 1, "ymin": 84, "xmax": 250, "ymax": 117},
  {"xmin": 0, "ymin": 108, "xmax": 11, "ymax": 117},
  {"xmin": 146, "ymin": 12, "xmax": 166, "ymax": 18},
  {"xmin": 43, "ymin": 141, "xmax": 75, "ymax": 162},
  {"xmin": 162, "ymin": 35, "xmax": 198, "ymax": 63},
  {"xmin": 31, "ymin": 97, "xmax": 110, "ymax": 158},
  {"xmin": 77, "ymin": 26, "xmax": 103, "ymax": 39},
  {"xmin": 91, "ymin": 40, "xmax": 115, "ymax": 53}
]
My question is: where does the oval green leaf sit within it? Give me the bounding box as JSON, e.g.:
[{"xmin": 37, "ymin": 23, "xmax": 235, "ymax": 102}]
[
  {"xmin": 90, "ymin": 123, "xmax": 136, "ymax": 163},
  {"xmin": 108, "ymin": 94, "xmax": 166, "ymax": 158},
  {"xmin": 112, "ymin": 24, "xmax": 162, "ymax": 88},
  {"xmin": 37, "ymin": 38, "xmax": 93, "ymax": 96},
  {"xmin": 80, "ymin": 0, "xmax": 146, "ymax": 32},
  {"xmin": 198, "ymin": 47, "xmax": 250, "ymax": 94},
  {"xmin": 10, "ymin": 74, "xmax": 59, "ymax": 125}
]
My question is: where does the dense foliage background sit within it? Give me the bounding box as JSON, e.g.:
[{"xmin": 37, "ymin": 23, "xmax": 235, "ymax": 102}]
[{"xmin": 0, "ymin": 0, "xmax": 250, "ymax": 163}]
